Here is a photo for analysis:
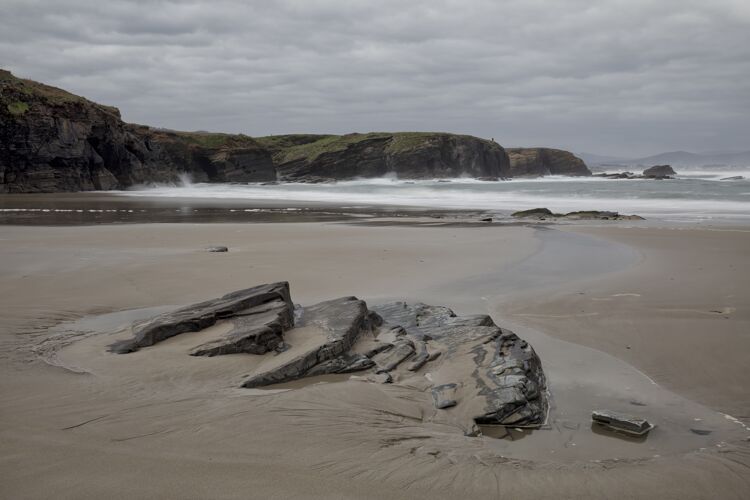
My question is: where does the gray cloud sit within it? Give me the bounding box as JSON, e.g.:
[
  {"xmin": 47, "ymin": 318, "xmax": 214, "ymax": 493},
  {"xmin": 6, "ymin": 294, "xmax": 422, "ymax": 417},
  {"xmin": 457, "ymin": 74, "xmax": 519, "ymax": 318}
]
[{"xmin": 1, "ymin": 0, "xmax": 748, "ymax": 156}]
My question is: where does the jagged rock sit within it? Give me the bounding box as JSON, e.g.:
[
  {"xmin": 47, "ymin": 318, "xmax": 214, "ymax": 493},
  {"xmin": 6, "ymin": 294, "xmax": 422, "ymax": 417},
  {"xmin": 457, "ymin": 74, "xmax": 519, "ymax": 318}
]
[
  {"xmin": 506, "ymin": 148, "xmax": 591, "ymax": 177},
  {"xmin": 109, "ymin": 282, "xmax": 547, "ymax": 432},
  {"xmin": 241, "ymin": 297, "xmax": 381, "ymax": 387},
  {"xmin": 206, "ymin": 246, "xmax": 228, "ymax": 252},
  {"xmin": 110, "ymin": 282, "xmax": 293, "ymax": 354},
  {"xmin": 432, "ymin": 383, "xmax": 458, "ymax": 409},
  {"xmin": 642, "ymin": 164, "xmax": 676, "ymax": 178},
  {"xmin": 373, "ymin": 302, "xmax": 548, "ymax": 428}
]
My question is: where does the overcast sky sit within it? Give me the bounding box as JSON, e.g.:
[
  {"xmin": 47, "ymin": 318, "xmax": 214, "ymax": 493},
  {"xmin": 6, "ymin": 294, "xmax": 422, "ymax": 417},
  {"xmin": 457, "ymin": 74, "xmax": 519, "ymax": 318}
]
[{"xmin": 1, "ymin": 0, "xmax": 748, "ymax": 156}]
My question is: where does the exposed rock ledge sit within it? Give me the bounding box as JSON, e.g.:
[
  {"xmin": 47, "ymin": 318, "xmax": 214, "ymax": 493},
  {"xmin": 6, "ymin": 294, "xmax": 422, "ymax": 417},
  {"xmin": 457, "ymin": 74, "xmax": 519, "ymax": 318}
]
[
  {"xmin": 111, "ymin": 283, "xmax": 548, "ymax": 433},
  {"xmin": 512, "ymin": 208, "xmax": 645, "ymax": 220}
]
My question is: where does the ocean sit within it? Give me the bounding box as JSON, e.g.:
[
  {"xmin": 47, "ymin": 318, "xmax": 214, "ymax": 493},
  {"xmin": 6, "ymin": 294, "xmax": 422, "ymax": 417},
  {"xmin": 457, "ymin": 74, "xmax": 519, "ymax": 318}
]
[{"xmin": 115, "ymin": 168, "xmax": 750, "ymax": 222}]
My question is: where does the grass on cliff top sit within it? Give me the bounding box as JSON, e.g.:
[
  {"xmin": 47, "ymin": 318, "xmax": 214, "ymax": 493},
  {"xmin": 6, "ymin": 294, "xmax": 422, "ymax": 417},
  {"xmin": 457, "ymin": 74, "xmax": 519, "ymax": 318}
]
[
  {"xmin": 166, "ymin": 130, "xmax": 261, "ymax": 149},
  {"xmin": 1, "ymin": 68, "xmax": 120, "ymax": 116}
]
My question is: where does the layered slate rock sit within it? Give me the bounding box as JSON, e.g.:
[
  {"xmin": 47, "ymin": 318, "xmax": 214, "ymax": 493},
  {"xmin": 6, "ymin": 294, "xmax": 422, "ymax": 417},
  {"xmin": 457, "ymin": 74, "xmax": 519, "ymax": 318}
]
[
  {"xmin": 242, "ymin": 296, "xmax": 381, "ymax": 387},
  {"xmin": 111, "ymin": 283, "xmax": 548, "ymax": 434},
  {"xmin": 110, "ymin": 282, "xmax": 293, "ymax": 354},
  {"xmin": 372, "ymin": 302, "xmax": 548, "ymax": 431}
]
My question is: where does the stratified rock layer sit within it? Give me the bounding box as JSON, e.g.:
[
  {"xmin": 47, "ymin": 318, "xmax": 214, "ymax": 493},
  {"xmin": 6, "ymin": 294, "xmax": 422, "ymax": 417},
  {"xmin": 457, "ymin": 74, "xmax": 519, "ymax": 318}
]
[
  {"xmin": 111, "ymin": 284, "xmax": 547, "ymax": 432},
  {"xmin": 110, "ymin": 282, "xmax": 293, "ymax": 354}
]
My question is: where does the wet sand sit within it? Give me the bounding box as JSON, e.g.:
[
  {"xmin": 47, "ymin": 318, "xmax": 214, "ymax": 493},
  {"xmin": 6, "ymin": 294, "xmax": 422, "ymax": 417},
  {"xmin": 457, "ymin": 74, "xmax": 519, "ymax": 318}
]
[{"xmin": 0, "ymin": 221, "xmax": 749, "ymax": 499}]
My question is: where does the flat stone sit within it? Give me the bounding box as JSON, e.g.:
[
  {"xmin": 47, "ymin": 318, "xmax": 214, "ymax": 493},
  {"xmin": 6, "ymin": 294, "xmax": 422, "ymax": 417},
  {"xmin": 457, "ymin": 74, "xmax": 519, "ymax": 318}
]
[
  {"xmin": 206, "ymin": 246, "xmax": 228, "ymax": 252},
  {"xmin": 432, "ymin": 383, "xmax": 458, "ymax": 409},
  {"xmin": 374, "ymin": 339, "xmax": 415, "ymax": 373},
  {"xmin": 110, "ymin": 282, "xmax": 293, "ymax": 354},
  {"xmin": 592, "ymin": 410, "xmax": 654, "ymax": 435},
  {"xmin": 241, "ymin": 297, "xmax": 381, "ymax": 387}
]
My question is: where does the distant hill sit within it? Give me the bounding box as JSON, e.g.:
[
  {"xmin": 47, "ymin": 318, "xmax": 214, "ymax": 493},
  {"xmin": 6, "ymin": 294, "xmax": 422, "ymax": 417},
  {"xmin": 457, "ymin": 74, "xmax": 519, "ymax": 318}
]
[{"xmin": 579, "ymin": 150, "xmax": 750, "ymax": 168}]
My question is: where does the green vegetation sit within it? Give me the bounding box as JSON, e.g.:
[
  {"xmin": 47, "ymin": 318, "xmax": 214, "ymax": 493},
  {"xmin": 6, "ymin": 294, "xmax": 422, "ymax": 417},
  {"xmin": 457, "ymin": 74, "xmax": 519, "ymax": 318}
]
[
  {"xmin": 6, "ymin": 101, "xmax": 29, "ymax": 115},
  {"xmin": 168, "ymin": 131, "xmax": 261, "ymax": 150}
]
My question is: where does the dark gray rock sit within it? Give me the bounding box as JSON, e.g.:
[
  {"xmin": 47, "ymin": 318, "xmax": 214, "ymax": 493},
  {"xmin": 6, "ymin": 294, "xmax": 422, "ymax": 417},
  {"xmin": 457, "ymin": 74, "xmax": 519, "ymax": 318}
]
[
  {"xmin": 206, "ymin": 246, "xmax": 228, "ymax": 252},
  {"xmin": 189, "ymin": 299, "xmax": 293, "ymax": 356},
  {"xmin": 374, "ymin": 339, "xmax": 415, "ymax": 373},
  {"xmin": 241, "ymin": 296, "xmax": 381, "ymax": 387},
  {"xmin": 110, "ymin": 282, "xmax": 292, "ymax": 354},
  {"xmin": 406, "ymin": 340, "xmax": 430, "ymax": 371},
  {"xmin": 506, "ymin": 148, "xmax": 591, "ymax": 177},
  {"xmin": 591, "ymin": 409, "xmax": 654, "ymax": 435},
  {"xmin": 720, "ymin": 175, "xmax": 745, "ymax": 181},
  {"xmin": 642, "ymin": 164, "xmax": 676, "ymax": 178},
  {"xmin": 373, "ymin": 302, "xmax": 548, "ymax": 428}
]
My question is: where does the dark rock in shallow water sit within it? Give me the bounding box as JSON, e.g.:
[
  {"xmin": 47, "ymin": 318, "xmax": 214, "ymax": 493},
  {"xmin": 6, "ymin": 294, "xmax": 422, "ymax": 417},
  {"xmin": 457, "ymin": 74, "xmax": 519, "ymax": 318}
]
[
  {"xmin": 511, "ymin": 207, "xmax": 557, "ymax": 218},
  {"xmin": 506, "ymin": 148, "xmax": 591, "ymax": 177},
  {"xmin": 642, "ymin": 164, "xmax": 676, "ymax": 178},
  {"xmin": 110, "ymin": 282, "xmax": 293, "ymax": 354},
  {"xmin": 720, "ymin": 175, "xmax": 744, "ymax": 181},
  {"xmin": 205, "ymin": 246, "xmax": 228, "ymax": 252},
  {"xmin": 511, "ymin": 207, "xmax": 644, "ymax": 221}
]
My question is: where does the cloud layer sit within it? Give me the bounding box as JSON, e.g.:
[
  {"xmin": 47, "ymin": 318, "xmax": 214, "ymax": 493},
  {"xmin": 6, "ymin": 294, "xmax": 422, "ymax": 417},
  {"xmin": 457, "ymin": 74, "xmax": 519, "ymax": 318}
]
[{"xmin": 2, "ymin": 0, "xmax": 749, "ymax": 156}]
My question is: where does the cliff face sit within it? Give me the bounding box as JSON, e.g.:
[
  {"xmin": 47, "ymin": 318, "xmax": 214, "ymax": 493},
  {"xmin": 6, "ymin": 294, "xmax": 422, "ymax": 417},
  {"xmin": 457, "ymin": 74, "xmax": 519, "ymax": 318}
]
[
  {"xmin": 1, "ymin": 69, "xmax": 589, "ymax": 193},
  {"xmin": 259, "ymin": 132, "xmax": 509, "ymax": 182},
  {"xmin": 506, "ymin": 148, "xmax": 591, "ymax": 177},
  {"xmin": 0, "ymin": 70, "xmax": 274, "ymax": 192}
]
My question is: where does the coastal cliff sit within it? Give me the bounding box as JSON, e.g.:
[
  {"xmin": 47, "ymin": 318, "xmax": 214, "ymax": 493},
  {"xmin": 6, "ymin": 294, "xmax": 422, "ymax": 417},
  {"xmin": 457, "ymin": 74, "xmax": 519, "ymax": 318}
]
[
  {"xmin": 507, "ymin": 148, "xmax": 591, "ymax": 177},
  {"xmin": 2, "ymin": 69, "xmax": 586, "ymax": 192},
  {"xmin": 0, "ymin": 69, "xmax": 274, "ymax": 192},
  {"xmin": 257, "ymin": 132, "xmax": 508, "ymax": 182}
]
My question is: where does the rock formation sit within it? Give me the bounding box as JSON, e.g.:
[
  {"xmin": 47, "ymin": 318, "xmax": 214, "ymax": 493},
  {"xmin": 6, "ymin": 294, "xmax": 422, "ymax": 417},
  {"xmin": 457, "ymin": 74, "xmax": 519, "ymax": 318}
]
[
  {"xmin": 511, "ymin": 207, "xmax": 644, "ymax": 220},
  {"xmin": 112, "ymin": 284, "xmax": 548, "ymax": 433},
  {"xmin": 506, "ymin": 148, "xmax": 591, "ymax": 177}
]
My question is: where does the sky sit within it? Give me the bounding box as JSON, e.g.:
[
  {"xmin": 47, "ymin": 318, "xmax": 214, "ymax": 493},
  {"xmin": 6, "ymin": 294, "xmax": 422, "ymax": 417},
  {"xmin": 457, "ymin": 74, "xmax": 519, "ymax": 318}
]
[{"xmin": 1, "ymin": 0, "xmax": 749, "ymax": 157}]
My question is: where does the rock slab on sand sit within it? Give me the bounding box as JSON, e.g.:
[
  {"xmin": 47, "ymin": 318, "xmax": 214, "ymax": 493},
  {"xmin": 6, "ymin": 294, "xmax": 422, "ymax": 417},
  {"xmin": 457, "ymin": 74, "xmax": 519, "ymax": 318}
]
[{"xmin": 113, "ymin": 283, "xmax": 548, "ymax": 430}]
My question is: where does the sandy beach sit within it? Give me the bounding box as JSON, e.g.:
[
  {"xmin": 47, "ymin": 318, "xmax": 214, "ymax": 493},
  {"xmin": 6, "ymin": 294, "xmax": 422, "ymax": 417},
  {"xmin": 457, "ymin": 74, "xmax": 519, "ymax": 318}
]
[{"xmin": 1, "ymin": 219, "xmax": 749, "ymax": 499}]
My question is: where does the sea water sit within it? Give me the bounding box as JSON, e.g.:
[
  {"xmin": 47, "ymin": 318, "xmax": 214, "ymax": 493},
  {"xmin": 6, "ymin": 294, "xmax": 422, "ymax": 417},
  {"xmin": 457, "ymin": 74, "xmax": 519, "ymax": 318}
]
[{"xmin": 117, "ymin": 168, "xmax": 750, "ymax": 221}]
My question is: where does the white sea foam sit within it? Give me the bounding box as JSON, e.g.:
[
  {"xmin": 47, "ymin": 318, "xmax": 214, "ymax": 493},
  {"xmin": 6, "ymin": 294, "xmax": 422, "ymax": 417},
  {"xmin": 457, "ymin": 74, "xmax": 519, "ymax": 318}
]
[{"xmin": 114, "ymin": 176, "xmax": 750, "ymax": 220}]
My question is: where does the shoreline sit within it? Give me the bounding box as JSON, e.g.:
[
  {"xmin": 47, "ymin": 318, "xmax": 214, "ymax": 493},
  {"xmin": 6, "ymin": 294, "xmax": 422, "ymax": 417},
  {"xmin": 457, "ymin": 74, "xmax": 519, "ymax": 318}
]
[{"xmin": 1, "ymin": 219, "xmax": 748, "ymax": 498}]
